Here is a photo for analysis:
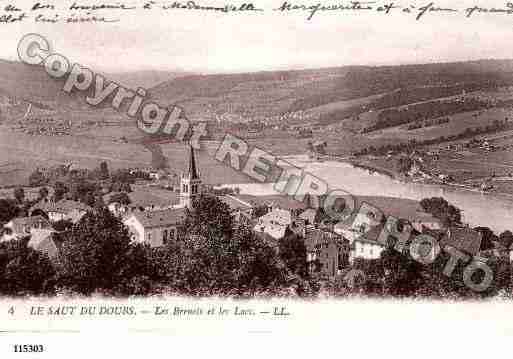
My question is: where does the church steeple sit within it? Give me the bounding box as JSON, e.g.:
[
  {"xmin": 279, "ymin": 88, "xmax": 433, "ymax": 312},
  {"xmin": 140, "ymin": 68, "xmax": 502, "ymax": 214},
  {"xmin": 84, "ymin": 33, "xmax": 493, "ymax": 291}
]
[
  {"xmin": 180, "ymin": 145, "xmax": 202, "ymax": 209},
  {"xmin": 188, "ymin": 145, "xmax": 199, "ymax": 180}
]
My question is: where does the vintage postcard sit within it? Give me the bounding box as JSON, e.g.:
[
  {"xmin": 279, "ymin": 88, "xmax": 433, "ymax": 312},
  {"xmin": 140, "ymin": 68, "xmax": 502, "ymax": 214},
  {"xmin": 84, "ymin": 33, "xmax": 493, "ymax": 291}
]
[{"xmin": 0, "ymin": 0, "xmax": 513, "ymax": 356}]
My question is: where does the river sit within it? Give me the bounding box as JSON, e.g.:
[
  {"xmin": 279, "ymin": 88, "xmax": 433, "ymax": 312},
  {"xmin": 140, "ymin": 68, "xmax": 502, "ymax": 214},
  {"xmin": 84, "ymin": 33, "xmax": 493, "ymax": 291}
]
[{"xmin": 228, "ymin": 155, "xmax": 513, "ymax": 233}]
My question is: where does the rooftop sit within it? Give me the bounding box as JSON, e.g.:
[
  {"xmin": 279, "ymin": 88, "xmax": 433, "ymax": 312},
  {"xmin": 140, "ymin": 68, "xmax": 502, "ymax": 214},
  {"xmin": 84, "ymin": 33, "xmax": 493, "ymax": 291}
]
[
  {"xmin": 31, "ymin": 199, "xmax": 92, "ymax": 214},
  {"xmin": 440, "ymin": 227, "xmax": 483, "ymax": 256},
  {"xmin": 131, "ymin": 208, "xmax": 186, "ymax": 229},
  {"xmin": 219, "ymin": 195, "xmax": 254, "ymax": 212},
  {"xmin": 6, "ymin": 215, "xmax": 51, "ymax": 234},
  {"xmin": 235, "ymin": 194, "xmax": 307, "ymax": 211}
]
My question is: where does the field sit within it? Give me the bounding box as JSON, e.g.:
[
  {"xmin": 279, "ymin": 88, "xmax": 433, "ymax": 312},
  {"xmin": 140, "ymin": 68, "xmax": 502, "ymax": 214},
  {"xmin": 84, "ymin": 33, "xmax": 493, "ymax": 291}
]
[
  {"xmin": 2, "ymin": 59, "xmax": 513, "ymax": 196},
  {"xmin": 0, "ymin": 126, "xmax": 262, "ymax": 187}
]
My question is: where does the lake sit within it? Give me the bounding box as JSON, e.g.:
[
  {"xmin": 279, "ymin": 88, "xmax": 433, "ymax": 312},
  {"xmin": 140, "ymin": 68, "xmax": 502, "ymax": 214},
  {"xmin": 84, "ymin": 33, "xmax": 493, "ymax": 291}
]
[{"xmin": 228, "ymin": 155, "xmax": 513, "ymax": 233}]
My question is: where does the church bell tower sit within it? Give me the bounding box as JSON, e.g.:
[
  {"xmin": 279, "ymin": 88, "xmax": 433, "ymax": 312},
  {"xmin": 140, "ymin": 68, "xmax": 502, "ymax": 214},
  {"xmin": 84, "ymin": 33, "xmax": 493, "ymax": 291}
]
[{"xmin": 180, "ymin": 145, "xmax": 202, "ymax": 209}]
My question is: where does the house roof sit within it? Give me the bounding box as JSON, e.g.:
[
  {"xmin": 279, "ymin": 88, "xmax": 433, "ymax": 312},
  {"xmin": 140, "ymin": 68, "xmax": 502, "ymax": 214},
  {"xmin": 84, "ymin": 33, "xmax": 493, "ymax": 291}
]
[
  {"xmin": 257, "ymin": 208, "xmax": 292, "ymax": 226},
  {"xmin": 254, "ymin": 222, "xmax": 287, "ymax": 240},
  {"xmin": 356, "ymin": 196, "xmax": 440, "ymax": 224},
  {"xmin": 220, "ymin": 195, "xmax": 254, "ymax": 212},
  {"xmin": 31, "ymin": 199, "xmax": 91, "ymax": 214},
  {"xmin": 440, "ymin": 227, "xmax": 482, "ymax": 256},
  {"xmin": 7, "ymin": 216, "xmax": 51, "ymax": 234},
  {"xmin": 299, "ymin": 208, "xmax": 330, "ymax": 225},
  {"xmin": 253, "ymin": 209, "xmax": 292, "ymax": 240},
  {"xmin": 299, "ymin": 208, "xmax": 318, "ymax": 224},
  {"xmin": 334, "ymin": 215, "xmax": 386, "ymax": 246},
  {"xmin": 304, "ymin": 227, "xmax": 343, "ymax": 252},
  {"xmin": 131, "ymin": 208, "xmax": 186, "ymax": 229},
  {"xmin": 235, "ymin": 194, "xmax": 307, "ymax": 211}
]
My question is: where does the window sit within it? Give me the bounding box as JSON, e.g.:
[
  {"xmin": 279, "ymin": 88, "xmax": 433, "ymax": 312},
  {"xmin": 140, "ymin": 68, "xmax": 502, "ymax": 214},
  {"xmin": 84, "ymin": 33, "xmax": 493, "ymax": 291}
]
[
  {"xmin": 169, "ymin": 228, "xmax": 176, "ymax": 241},
  {"xmin": 163, "ymin": 230, "xmax": 168, "ymax": 243},
  {"xmin": 147, "ymin": 232, "xmax": 151, "ymax": 241}
]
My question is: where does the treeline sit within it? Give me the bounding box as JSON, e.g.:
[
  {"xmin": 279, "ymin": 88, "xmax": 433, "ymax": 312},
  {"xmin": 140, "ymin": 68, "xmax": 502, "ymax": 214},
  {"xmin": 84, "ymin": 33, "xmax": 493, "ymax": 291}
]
[
  {"xmin": 355, "ymin": 119, "xmax": 511, "ymax": 156},
  {"xmin": 363, "ymin": 98, "xmax": 492, "ymax": 133},
  {"xmin": 305, "ymin": 85, "xmax": 503, "ymax": 128},
  {"xmin": 29, "ymin": 162, "xmax": 151, "ymax": 188},
  {"xmin": 290, "ymin": 60, "xmax": 513, "ymax": 113},
  {"xmin": 344, "ymin": 246, "xmax": 511, "ymax": 299},
  {"xmin": 407, "ymin": 117, "xmax": 450, "ymax": 131},
  {"xmin": 27, "ymin": 162, "xmax": 156, "ymax": 206}
]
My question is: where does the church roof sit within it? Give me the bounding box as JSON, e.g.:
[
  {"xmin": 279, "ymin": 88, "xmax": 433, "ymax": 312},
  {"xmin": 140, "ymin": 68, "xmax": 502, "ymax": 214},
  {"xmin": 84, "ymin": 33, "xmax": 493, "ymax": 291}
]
[{"xmin": 188, "ymin": 146, "xmax": 199, "ymax": 180}]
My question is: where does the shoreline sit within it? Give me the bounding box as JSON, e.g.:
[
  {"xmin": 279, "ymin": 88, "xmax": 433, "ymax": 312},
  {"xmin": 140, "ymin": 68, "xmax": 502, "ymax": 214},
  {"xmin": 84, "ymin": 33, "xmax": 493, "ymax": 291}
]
[
  {"xmin": 276, "ymin": 153, "xmax": 513, "ymax": 201},
  {"xmin": 340, "ymin": 157, "xmax": 513, "ymax": 201}
]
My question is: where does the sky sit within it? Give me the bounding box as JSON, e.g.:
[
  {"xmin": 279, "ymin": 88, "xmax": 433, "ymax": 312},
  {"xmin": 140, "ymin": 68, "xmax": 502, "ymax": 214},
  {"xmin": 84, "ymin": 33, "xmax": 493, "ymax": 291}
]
[{"xmin": 1, "ymin": 0, "xmax": 513, "ymax": 73}]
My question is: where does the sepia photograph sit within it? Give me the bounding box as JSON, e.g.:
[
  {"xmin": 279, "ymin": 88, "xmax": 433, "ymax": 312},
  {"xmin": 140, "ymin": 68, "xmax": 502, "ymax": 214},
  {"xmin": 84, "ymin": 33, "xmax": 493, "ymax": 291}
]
[{"xmin": 0, "ymin": 0, "xmax": 513, "ymax": 356}]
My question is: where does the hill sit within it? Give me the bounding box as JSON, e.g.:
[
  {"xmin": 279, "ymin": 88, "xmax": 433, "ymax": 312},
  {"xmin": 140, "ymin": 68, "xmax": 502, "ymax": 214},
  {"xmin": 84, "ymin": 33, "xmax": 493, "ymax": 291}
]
[
  {"xmin": 0, "ymin": 59, "xmax": 189, "ymax": 111},
  {"xmin": 105, "ymin": 70, "xmax": 192, "ymax": 89},
  {"xmin": 149, "ymin": 59, "xmax": 513, "ymax": 121}
]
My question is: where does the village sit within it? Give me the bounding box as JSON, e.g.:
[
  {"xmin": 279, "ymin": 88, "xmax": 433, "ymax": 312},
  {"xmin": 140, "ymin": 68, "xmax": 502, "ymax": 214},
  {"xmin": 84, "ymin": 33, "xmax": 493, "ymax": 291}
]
[{"xmin": 1, "ymin": 143, "xmax": 512, "ymax": 296}]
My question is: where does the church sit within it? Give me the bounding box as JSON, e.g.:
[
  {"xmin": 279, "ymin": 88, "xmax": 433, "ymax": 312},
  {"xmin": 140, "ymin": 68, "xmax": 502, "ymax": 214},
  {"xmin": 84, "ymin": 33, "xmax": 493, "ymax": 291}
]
[
  {"xmin": 178, "ymin": 145, "xmax": 202, "ymax": 209},
  {"xmin": 123, "ymin": 145, "xmax": 203, "ymax": 247}
]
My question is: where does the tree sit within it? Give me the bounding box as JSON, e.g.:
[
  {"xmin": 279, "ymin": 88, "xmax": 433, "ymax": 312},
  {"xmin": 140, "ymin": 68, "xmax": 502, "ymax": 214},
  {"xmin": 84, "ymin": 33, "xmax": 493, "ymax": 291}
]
[
  {"xmin": 174, "ymin": 223, "xmax": 288, "ymax": 296},
  {"xmin": 420, "ymin": 197, "xmax": 462, "ymax": 227},
  {"xmin": 0, "ymin": 199, "xmax": 19, "ymax": 224},
  {"xmin": 13, "ymin": 187, "xmax": 25, "ymax": 204},
  {"xmin": 56, "ymin": 207, "xmax": 139, "ymax": 295},
  {"xmin": 499, "ymin": 230, "xmax": 513, "ymax": 249},
  {"xmin": 279, "ymin": 230, "xmax": 307, "ymax": 277},
  {"xmin": 52, "ymin": 219, "xmax": 74, "ymax": 232},
  {"xmin": 83, "ymin": 192, "xmax": 96, "ymax": 207},
  {"xmin": 53, "ymin": 181, "xmax": 67, "ymax": 202},
  {"xmin": 99, "ymin": 161, "xmax": 109, "ymax": 180},
  {"xmin": 28, "ymin": 169, "xmax": 46, "ymax": 187},
  {"xmin": 112, "ymin": 182, "xmax": 132, "ymax": 193},
  {"xmin": 474, "ymin": 227, "xmax": 498, "ymax": 251},
  {"xmin": 109, "ymin": 192, "xmax": 131, "ymax": 206},
  {"xmin": 181, "ymin": 194, "xmax": 234, "ymax": 240},
  {"xmin": 396, "ymin": 157, "xmax": 414, "ymax": 174},
  {"xmin": 0, "ymin": 239, "xmax": 56, "ymax": 296},
  {"xmin": 380, "ymin": 248, "xmax": 425, "ymax": 297},
  {"xmin": 39, "ymin": 187, "xmax": 49, "ymax": 200},
  {"xmin": 253, "ymin": 205, "xmax": 268, "ymax": 218}
]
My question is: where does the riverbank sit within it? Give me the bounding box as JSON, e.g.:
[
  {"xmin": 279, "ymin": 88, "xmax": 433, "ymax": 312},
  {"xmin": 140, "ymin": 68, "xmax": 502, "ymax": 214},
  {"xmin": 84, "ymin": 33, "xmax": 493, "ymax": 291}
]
[
  {"xmin": 347, "ymin": 160, "xmax": 398, "ymax": 180},
  {"xmin": 338, "ymin": 156, "xmax": 513, "ymax": 200}
]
